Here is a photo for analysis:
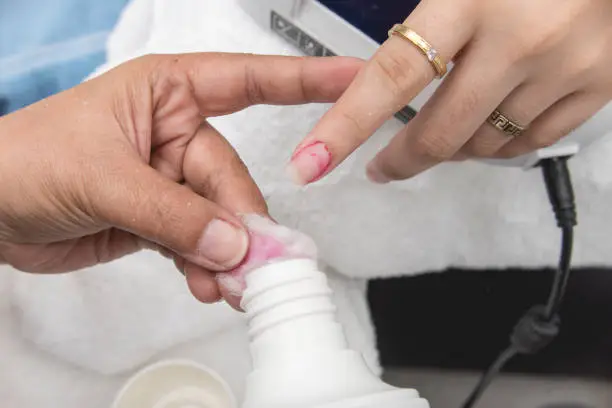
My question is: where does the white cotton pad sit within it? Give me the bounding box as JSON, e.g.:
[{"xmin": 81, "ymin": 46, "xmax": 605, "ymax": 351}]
[
  {"xmin": 111, "ymin": 359, "xmax": 237, "ymax": 408},
  {"xmin": 216, "ymin": 214, "xmax": 318, "ymax": 297}
]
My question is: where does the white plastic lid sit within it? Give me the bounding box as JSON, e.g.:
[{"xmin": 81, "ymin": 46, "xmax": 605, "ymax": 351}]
[{"xmin": 111, "ymin": 359, "xmax": 237, "ymax": 408}]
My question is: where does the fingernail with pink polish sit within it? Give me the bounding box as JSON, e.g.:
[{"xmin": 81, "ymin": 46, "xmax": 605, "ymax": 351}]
[
  {"xmin": 198, "ymin": 219, "xmax": 249, "ymax": 268},
  {"xmin": 366, "ymin": 162, "xmax": 391, "ymax": 184},
  {"xmin": 287, "ymin": 141, "xmax": 332, "ymax": 185}
]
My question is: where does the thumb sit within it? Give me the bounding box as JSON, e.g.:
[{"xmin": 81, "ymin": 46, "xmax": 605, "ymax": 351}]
[{"xmin": 91, "ymin": 161, "xmax": 249, "ymax": 271}]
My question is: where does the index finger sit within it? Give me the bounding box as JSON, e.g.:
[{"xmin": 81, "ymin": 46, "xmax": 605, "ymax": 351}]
[
  {"xmin": 163, "ymin": 53, "xmax": 365, "ymax": 116},
  {"xmin": 287, "ymin": 1, "xmax": 474, "ymax": 184}
]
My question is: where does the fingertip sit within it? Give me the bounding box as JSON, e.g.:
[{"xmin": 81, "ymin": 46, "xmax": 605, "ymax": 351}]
[
  {"xmin": 215, "ymin": 272, "xmax": 246, "ymax": 312},
  {"xmin": 366, "ymin": 161, "xmax": 392, "ymax": 184},
  {"xmin": 287, "ymin": 141, "xmax": 332, "ymax": 185},
  {"xmin": 219, "ymin": 283, "xmax": 244, "ymax": 312},
  {"xmin": 185, "ymin": 263, "xmax": 222, "ymax": 303},
  {"xmin": 324, "ymin": 56, "xmax": 365, "ymax": 81}
]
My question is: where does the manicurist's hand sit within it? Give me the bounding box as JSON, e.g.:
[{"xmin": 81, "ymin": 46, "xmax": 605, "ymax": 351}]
[
  {"xmin": 288, "ymin": 0, "xmax": 612, "ymax": 184},
  {"xmin": 0, "ymin": 53, "xmax": 362, "ymax": 303}
]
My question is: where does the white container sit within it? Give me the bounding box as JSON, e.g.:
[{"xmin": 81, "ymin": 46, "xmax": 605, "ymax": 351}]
[
  {"xmin": 111, "ymin": 359, "xmax": 237, "ymax": 408},
  {"xmin": 240, "ymin": 258, "xmax": 430, "ymax": 408}
]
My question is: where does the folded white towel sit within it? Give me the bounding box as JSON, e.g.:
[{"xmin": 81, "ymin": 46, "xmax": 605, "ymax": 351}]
[{"xmin": 2, "ymin": 1, "xmax": 612, "ymax": 407}]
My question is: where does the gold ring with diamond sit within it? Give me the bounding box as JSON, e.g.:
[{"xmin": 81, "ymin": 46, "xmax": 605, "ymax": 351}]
[
  {"xmin": 388, "ymin": 24, "xmax": 447, "ymax": 79},
  {"xmin": 486, "ymin": 109, "xmax": 526, "ymax": 137}
]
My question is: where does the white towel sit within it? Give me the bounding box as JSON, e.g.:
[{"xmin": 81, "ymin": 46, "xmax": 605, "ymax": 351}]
[
  {"xmin": 95, "ymin": 0, "xmax": 612, "ymax": 278},
  {"xmin": 1, "ymin": 258, "xmax": 375, "ymax": 407},
  {"xmin": 2, "ymin": 1, "xmax": 612, "ymax": 407}
]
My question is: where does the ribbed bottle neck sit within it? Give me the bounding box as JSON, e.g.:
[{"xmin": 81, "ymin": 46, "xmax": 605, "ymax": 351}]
[
  {"xmin": 241, "ymin": 259, "xmax": 348, "ymax": 369},
  {"xmin": 240, "ymin": 260, "xmax": 429, "ymax": 408}
]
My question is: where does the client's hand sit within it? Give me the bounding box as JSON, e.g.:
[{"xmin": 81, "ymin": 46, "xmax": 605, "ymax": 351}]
[
  {"xmin": 0, "ymin": 53, "xmax": 361, "ymax": 303},
  {"xmin": 288, "ymin": 0, "xmax": 612, "ymax": 184}
]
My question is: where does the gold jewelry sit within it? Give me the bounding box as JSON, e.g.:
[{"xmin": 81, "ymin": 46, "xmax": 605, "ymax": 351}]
[
  {"xmin": 487, "ymin": 109, "xmax": 526, "ymax": 137},
  {"xmin": 388, "ymin": 24, "xmax": 447, "ymax": 79}
]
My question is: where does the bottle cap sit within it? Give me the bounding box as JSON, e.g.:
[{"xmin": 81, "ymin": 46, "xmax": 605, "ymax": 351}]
[{"xmin": 111, "ymin": 359, "xmax": 237, "ymax": 408}]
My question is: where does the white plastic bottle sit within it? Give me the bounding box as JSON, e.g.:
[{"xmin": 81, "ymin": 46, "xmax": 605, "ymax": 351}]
[{"xmin": 240, "ymin": 258, "xmax": 430, "ymax": 408}]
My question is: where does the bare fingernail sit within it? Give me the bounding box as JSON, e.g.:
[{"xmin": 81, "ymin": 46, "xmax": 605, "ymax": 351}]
[
  {"xmin": 366, "ymin": 162, "xmax": 391, "ymax": 184},
  {"xmin": 198, "ymin": 219, "xmax": 249, "ymax": 268},
  {"xmin": 287, "ymin": 141, "xmax": 332, "ymax": 185}
]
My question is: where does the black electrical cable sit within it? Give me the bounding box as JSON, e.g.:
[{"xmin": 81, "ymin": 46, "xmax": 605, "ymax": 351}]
[
  {"xmin": 460, "ymin": 347, "xmax": 519, "ymax": 408},
  {"xmin": 545, "ymin": 226, "xmax": 574, "ymax": 320},
  {"xmin": 460, "ymin": 156, "xmax": 577, "ymax": 408}
]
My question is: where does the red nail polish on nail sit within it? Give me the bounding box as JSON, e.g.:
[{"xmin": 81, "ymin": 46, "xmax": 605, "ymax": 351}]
[{"xmin": 288, "ymin": 141, "xmax": 332, "ymax": 185}]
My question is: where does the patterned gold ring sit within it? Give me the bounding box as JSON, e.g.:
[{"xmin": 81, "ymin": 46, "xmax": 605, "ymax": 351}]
[
  {"xmin": 486, "ymin": 109, "xmax": 527, "ymax": 137},
  {"xmin": 388, "ymin": 23, "xmax": 447, "ymax": 79}
]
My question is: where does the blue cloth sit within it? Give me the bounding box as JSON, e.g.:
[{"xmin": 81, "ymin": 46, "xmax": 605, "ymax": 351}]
[{"xmin": 0, "ymin": 0, "xmax": 129, "ymax": 115}]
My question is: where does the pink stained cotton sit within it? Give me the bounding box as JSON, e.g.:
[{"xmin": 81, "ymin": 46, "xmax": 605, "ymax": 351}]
[{"xmin": 216, "ymin": 214, "xmax": 318, "ymax": 297}]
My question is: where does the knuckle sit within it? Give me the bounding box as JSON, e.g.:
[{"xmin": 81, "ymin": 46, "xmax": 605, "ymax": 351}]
[
  {"xmin": 514, "ymin": 25, "xmax": 568, "ymax": 60},
  {"xmin": 412, "ymin": 135, "xmax": 455, "ymax": 161},
  {"xmin": 135, "ymin": 54, "xmax": 174, "ymax": 80},
  {"xmin": 567, "ymin": 45, "xmax": 602, "ymax": 82},
  {"xmin": 371, "ymin": 50, "xmax": 426, "ymax": 99},
  {"xmin": 340, "ymin": 110, "xmax": 367, "ymax": 139},
  {"xmin": 568, "ymin": 56, "xmax": 592, "ymax": 78},
  {"xmin": 297, "ymin": 60, "xmax": 311, "ymax": 101},
  {"xmin": 325, "ymin": 110, "xmax": 369, "ymax": 149},
  {"xmin": 244, "ymin": 64, "xmax": 266, "ymax": 105},
  {"xmin": 145, "ymin": 55, "xmax": 195, "ymax": 102}
]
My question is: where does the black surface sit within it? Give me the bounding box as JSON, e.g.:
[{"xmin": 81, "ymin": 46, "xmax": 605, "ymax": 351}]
[
  {"xmin": 368, "ymin": 267, "xmax": 612, "ymax": 379},
  {"xmin": 316, "ymin": 0, "xmax": 421, "ymax": 44}
]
